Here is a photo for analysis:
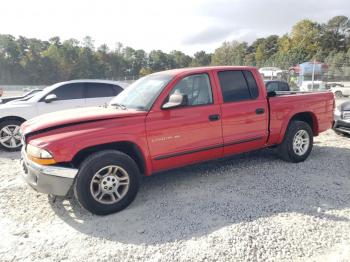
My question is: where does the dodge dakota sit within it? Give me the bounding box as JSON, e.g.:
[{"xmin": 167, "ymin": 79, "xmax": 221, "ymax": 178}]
[{"xmin": 20, "ymin": 66, "xmax": 334, "ymax": 215}]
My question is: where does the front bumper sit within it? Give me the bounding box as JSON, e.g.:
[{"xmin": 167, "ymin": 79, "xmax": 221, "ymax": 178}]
[
  {"xmin": 333, "ymin": 118, "xmax": 350, "ymax": 134},
  {"xmin": 20, "ymin": 149, "xmax": 78, "ymax": 196}
]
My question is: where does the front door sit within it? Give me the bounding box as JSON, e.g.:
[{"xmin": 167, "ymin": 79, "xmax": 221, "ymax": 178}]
[{"xmin": 146, "ymin": 73, "xmax": 223, "ymax": 172}]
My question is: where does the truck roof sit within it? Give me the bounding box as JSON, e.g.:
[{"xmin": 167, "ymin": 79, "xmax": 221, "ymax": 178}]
[{"xmin": 159, "ymin": 66, "xmax": 257, "ymax": 76}]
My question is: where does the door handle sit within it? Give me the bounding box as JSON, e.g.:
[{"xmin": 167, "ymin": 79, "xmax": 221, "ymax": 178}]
[
  {"xmin": 209, "ymin": 114, "xmax": 220, "ymax": 121},
  {"xmin": 255, "ymin": 108, "xmax": 265, "ymax": 114}
]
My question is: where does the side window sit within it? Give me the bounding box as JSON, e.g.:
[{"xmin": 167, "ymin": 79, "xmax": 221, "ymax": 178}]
[
  {"xmin": 86, "ymin": 83, "xmax": 121, "ymax": 98},
  {"xmin": 50, "ymin": 83, "xmax": 84, "ymax": 100},
  {"xmin": 169, "ymin": 74, "xmax": 213, "ymax": 106},
  {"xmin": 218, "ymin": 70, "xmax": 251, "ymax": 103},
  {"xmin": 279, "ymin": 82, "xmax": 289, "ymax": 91},
  {"xmin": 112, "ymin": 85, "xmax": 124, "ymax": 96},
  {"xmin": 243, "ymin": 70, "xmax": 259, "ymax": 98},
  {"xmin": 266, "ymin": 82, "xmax": 279, "ymax": 92}
]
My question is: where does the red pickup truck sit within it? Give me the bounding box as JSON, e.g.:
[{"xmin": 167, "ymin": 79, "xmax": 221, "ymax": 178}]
[{"xmin": 20, "ymin": 66, "xmax": 334, "ymax": 215}]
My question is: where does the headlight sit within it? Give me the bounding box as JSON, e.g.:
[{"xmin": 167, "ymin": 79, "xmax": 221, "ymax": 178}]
[
  {"xmin": 26, "ymin": 144, "xmax": 56, "ymax": 165},
  {"xmin": 334, "ymin": 108, "xmax": 341, "ymax": 116},
  {"xmin": 343, "ymin": 111, "xmax": 350, "ymax": 120}
]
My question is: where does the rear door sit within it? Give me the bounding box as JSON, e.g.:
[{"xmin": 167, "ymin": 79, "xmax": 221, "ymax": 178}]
[
  {"xmin": 37, "ymin": 83, "xmax": 85, "ymax": 115},
  {"xmin": 146, "ymin": 72, "xmax": 223, "ymax": 172},
  {"xmin": 215, "ymin": 69, "xmax": 268, "ymax": 156},
  {"xmin": 85, "ymin": 83, "xmax": 123, "ymax": 107}
]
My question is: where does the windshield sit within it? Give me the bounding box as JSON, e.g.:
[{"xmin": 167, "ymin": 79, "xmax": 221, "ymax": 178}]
[{"xmin": 109, "ymin": 73, "xmax": 173, "ymax": 111}]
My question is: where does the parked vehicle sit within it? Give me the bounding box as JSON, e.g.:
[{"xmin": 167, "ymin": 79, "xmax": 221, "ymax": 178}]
[
  {"xmin": 299, "ymin": 81, "xmax": 327, "ymax": 91},
  {"xmin": 0, "ymin": 89, "xmax": 43, "ymax": 104},
  {"xmin": 0, "ymin": 80, "xmax": 126, "ymax": 151},
  {"xmin": 326, "ymin": 82, "xmax": 344, "ymax": 88},
  {"xmin": 331, "ymin": 85, "xmax": 350, "ymax": 98},
  {"xmin": 265, "ymin": 80, "xmax": 290, "ymax": 92},
  {"xmin": 259, "ymin": 67, "xmax": 283, "ymax": 79},
  {"xmin": 20, "ymin": 66, "xmax": 334, "ymax": 215},
  {"xmin": 334, "ymin": 100, "xmax": 350, "ymax": 135}
]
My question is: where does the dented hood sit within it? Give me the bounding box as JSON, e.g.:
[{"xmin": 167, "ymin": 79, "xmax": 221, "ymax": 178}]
[{"xmin": 21, "ymin": 106, "xmax": 147, "ymax": 135}]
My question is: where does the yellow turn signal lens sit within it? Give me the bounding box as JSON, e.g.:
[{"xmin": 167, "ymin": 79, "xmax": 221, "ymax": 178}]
[{"xmin": 28, "ymin": 155, "xmax": 57, "ymax": 165}]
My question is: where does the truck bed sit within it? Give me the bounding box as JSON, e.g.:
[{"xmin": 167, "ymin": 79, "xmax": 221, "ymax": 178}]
[{"xmin": 267, "ymin": 91, "xmax": 334, "ymax": 145}]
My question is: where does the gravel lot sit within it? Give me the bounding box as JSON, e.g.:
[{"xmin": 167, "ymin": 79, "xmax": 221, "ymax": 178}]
[{"xmin": 0, "ymin": 130, "xmax": 349, "ymax": 261}]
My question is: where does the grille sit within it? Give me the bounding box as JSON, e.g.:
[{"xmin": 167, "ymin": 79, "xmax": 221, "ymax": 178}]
[{"xmin": 343, "ymin": 111, "xmax": 350, "ymax": 120}]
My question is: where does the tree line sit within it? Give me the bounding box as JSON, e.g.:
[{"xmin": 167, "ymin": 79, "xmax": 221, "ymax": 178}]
[{"xmin": 0, "ymin": 15, "xmax": 349, "ymax": 85}]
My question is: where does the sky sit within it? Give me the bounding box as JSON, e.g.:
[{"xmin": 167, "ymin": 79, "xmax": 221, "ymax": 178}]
[{"xmin": 0, "ymin": 0, "xmax": 349, "ymax": 55}]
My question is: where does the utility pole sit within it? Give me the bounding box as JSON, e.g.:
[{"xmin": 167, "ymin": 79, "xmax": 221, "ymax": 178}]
[{"xmin": 311, "ymin": 59, "xmax": 316, "ymax": 90}]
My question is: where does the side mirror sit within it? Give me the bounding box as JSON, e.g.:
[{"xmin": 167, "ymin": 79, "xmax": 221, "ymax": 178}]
[
  {"xmin": 45, "ymin": 94, "xmax": 57, "ymax": 103},
  {"xmin": 162, "ymin": 93, "xmax": 188, "ymax": 109},
  {"xmin": 267, "ymin": 91, "xmax": 276, "ymax": 97}
]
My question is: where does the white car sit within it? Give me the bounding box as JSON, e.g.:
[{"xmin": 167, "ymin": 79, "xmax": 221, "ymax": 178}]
[
  {"xmin": 0, "ymin": 79, "xmax": 127, "ymax": 151},
  {"xmin": 259, "ymin": 67, "xmax": 283, "ymax": 79},
  {"xmin": 299, "ymin": 81, "xmax": 327, "ymax": 92},
  {"xmin": 331, "ymin": 85, "xmax": 350, "ymax": 98}
]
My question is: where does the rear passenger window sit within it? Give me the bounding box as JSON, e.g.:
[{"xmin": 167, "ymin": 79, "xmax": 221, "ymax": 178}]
[
  {"xmin": 218, "ymin": 71, "xmax": 251, "ymax": 103},
  {"xmin": 86, "ymin": 83, "xmax": 122, "ymax": 98},
  {"xmin": 243, "ymin": 71, "xmax": 259, "ymax": 98}
]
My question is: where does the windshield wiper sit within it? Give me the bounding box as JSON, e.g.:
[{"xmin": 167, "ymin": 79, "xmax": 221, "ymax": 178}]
[{"xmin": 110, "ymin": 103, "xmax": 127, "ymax": 110}]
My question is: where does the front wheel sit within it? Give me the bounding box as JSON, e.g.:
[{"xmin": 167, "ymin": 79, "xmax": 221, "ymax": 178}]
[
  {"xmin": 0, "ymin": 119, "xmax": 24, "ymax": 151},
  {"xmin": 277, "ymin": 120, "xmax": 313, "ymax": 163},
  {"xmin": 74, "ymin": 150, "xmax": 140, "ymax": 215}
]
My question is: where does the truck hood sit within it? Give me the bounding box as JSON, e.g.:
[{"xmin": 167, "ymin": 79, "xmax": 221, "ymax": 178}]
[{"xmin": 21, "ymin": 106, "xmax": 147, "ymax": 135}]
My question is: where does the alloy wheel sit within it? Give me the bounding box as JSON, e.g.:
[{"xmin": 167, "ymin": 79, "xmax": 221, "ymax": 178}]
[{"xmin": 0, "ymin": 125, "xmax": 22, "ymax": 149}]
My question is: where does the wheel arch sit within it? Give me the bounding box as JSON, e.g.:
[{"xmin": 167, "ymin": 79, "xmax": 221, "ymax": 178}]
[
  {"xmin": 71, "ymin": 141, "xmax": 147, "ymax": 176},
  {"xmin": 0, "ymin": 116, "xmax": 27, "ymax": 124},
  {"xmin": 279, "ymin": 111, "xmax": 319, "ymax": 144}
]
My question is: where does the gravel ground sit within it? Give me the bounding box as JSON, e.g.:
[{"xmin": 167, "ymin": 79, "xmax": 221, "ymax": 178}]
[{"xmin": 0, "ymin": 130, "xmax": 350, "ymax": 261}]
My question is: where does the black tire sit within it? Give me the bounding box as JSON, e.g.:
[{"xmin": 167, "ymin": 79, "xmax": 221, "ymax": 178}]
[
  {"xmin": 74, "ymin": 150, "xmax": 140, "ymax": 215},
  {"xmin": 335, "ymin": 91, "xmax": 343, "ymax": 99},
  {"xmin": 277, "ymin": 120, "xmax": 313, "ymax": 163},
  {"xmin": 0, "ymin": 119, "xmax": 24, "ymax": 152}
]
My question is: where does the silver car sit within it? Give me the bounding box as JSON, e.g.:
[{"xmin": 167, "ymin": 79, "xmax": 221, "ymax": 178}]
[{"xmin": 334, "ymin": 100, "xmax": 350, "ymax": 135}]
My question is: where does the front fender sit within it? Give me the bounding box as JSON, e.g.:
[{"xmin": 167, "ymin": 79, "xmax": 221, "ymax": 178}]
[{"xmin": 27, "ymin": 116, "xmax": 152, "ymax": 175}]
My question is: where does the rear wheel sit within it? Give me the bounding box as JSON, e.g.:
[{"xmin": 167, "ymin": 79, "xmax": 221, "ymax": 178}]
[
  {"xmin": 0, "ymin": 119, "xmax": 23, "ymax": 151},
  {"xmin": 74, "ymin": 150, "xmax": 140, "ymax": 215},
  {"xmin": 277, "ymin": 121, "xmax": 313, "ymax": 163}
]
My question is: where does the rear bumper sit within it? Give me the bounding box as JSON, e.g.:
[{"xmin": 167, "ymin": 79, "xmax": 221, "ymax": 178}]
[
  {"xmin": 333, "ymin": 119, "xmax": 350, "ymax": 134},
  {"xmin": 20, "ymin": 149, "xmax": 78, "ymax": 196}
]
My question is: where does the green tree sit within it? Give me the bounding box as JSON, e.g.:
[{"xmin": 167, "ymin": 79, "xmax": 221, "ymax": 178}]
[
  {"xmin": 148, "ymin": 50, "xmax": 171, "ymax": 72},
  {"xmin": 191, "ymin": 51, "xmax": 211, "ymax": 66},
  {"xmin": 169, "ymin": 50, "xmax": 192, "ymax": 68},
  {"xmin": 212, "ymin": 41, "xmax": 247, "ymax": 66},
  {"xmin": 290, "ymin": 19, "xmax": 321, "ymax": 59}
]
